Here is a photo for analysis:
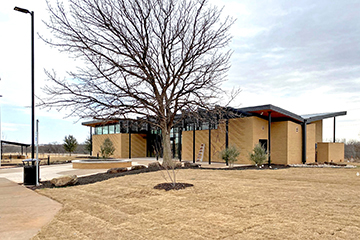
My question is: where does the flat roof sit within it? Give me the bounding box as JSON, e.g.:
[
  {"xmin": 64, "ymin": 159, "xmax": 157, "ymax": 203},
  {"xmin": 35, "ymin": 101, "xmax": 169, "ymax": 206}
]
[{"xmin": 1, "ymin": 140, "xmax": 30, "ymax": 147}]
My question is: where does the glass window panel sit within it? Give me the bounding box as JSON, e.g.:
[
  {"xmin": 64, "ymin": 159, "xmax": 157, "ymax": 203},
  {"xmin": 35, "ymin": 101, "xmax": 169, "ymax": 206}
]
[
  {"xmin": 115, "ymin": 124, "xmax": 120, "ymax": 133},
  {"xmin": 109, "ymin": 125, "xmax": 115, "ymax": 134},
  {"xmin": 95, "ymin": 126, "xmax": 102, "ymax": 135},
  {"xmin": 202, "ymin": 123, "xmax": 209, "ymax": 130},
  {"xmin": 103, "ymin": 126, "xmax": 109, "ymax": 134}
]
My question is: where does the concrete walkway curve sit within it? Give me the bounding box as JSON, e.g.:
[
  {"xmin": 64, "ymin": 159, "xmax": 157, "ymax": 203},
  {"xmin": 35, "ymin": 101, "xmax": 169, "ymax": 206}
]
[{"xmin": 0, "ymin": 178, "xmax": 62, "ymax": 240}]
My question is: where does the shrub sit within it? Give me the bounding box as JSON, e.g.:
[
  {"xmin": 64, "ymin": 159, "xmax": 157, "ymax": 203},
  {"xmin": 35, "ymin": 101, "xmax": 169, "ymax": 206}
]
[
  {"xmin": 249, "ymin": 143, "xmax": 267, "ymax": 166},
  {"xmin": 100, "ymin": 138, "xmax": 115, "ymax": 158},
  {"xmin": 220, "ymin": 145, "xmax": 240, "ymax": 167}
]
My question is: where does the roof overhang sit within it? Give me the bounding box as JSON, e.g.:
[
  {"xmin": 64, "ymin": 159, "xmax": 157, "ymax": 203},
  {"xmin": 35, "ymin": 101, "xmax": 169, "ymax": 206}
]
[
  {"xmin": 1, "ymin": 140, "xmax": 30, "ymax": 147},
  {"xmin": 239, "ymin": 104, "xmax": 304, "ymax": 123},
  {"xmin": 301, "ymin": 111, "xmax": 347, "ymax": 123},
  {"xmin": 82, "ymin": 119, "xmax": 121, "ymax": 128}
]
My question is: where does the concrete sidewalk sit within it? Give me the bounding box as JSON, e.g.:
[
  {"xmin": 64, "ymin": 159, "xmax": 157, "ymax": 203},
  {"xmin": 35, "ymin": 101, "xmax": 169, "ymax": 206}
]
[
  {"xmin": 0, "ymin": 163, "xmax": 108, "ymax": 184},
  {"xmin": 0, "ymin": 178, "xmax": 62, "ymax": 240}
]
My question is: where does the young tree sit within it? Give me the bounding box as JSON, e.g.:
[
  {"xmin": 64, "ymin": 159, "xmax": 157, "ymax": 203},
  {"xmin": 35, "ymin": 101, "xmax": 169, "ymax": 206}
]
[
  {"xmin": 220, "ymin": 145, "xmax": 240, "ymax": 168},
  {"xmin": 100, "ymin": 138, "xmax": 115, "ymax": 158},
  {"xmin": 41, "ymin": 0, "xmax": 236, "ymax": 168},
  {"xmin": 63, "ymin": 135, "xmax": 78, "ymax": 156},
  {"xmin": 249, "ymin": 143, "xmax": 267, "ymax": 166}
]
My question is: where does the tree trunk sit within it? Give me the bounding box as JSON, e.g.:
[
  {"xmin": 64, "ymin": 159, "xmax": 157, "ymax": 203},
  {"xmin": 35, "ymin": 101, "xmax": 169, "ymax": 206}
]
[{"xmin": 162, "ymin": 128, "xmax": 172, "ymax": 168}]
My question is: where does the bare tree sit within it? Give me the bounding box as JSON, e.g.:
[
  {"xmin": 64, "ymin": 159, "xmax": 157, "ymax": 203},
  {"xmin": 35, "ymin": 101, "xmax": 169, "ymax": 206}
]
[{"xmin": 41, "ymin": 0, "xmax": 236, "ymax": 167}]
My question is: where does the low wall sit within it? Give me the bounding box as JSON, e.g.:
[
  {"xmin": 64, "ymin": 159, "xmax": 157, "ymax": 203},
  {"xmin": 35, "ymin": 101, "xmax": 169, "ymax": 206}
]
[{"xmin": 317, "ymin": 142, "xmax": 345, "ymax": 163}]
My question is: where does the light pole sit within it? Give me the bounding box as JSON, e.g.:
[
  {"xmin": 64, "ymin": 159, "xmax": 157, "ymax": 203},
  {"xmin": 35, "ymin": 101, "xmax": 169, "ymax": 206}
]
[{"xmin": 14, "ymin": 6, "xmax": 35, "ymax": 162}]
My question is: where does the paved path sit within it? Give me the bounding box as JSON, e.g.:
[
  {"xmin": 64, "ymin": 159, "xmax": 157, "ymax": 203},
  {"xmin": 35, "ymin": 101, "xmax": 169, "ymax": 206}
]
[
  {"xmin": 0, "ymin": 178, "xmax": 62, "ymax": 240},
  {"xmin": 0, "ymin": 163, "xmax": 109, "ymax": 184}
]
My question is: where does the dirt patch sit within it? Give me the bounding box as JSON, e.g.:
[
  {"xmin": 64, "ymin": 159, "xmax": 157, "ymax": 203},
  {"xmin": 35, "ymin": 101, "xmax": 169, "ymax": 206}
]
[{"xmin": 154, "ymin": 182, "xmax": 194, "ymax": 191}]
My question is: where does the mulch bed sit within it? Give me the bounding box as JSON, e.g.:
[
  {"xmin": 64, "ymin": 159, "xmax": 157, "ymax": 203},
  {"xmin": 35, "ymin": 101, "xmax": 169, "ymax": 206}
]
[
  {"xmin": 29, "ymin": 164, "xmax": 289, "ymax": 190},
  {"xmin": 154, "ymin": 182, "xmax": 194, "ymax": 191}
]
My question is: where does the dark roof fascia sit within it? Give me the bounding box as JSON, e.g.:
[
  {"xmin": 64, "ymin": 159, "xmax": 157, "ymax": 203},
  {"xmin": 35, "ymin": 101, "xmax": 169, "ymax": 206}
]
[
  {"xmin": 303, "ymin": 111, "xmax": 347, "ymax": 123},
  {"xmin": 239, "ymin": 104, "xmax": 305, "ymax": 123},
  {"xmin": 82, "ymin": 119, "xmax": 120, "ymax": 127},
  {"xmin": 1, "ymin": 140, "xmax": 30, "ymax": 147}
]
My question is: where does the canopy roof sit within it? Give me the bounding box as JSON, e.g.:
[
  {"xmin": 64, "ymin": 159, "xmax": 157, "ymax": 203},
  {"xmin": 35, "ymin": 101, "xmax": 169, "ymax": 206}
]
[
  {"xmin": 238, "ymin": 104, "xmax": 347, "ymax": 123},
  {"xmin": 1, "ymin": 140, "xmax": 30, "ymax": 147}
]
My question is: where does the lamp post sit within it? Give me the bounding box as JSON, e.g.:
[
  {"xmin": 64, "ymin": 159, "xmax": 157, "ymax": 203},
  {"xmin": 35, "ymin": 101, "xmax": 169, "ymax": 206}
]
[{"xmin": 14, "ymin": 6, "xmax": 35, "ymax": 162}]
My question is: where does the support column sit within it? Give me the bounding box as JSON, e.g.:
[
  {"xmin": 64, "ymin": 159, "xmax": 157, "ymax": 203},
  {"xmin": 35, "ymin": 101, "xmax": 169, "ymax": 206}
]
[
  {"xmin": 225, "ymin": 119, "xmax": 229, "ymax": 166},
  {"xmin": 302, "ymin": 120, "xmax": 307, "ymax": 164},
  {"xmin": 268, "ymin": 111, "xmax": 272, "ymax": 166},
  {"xmin": 178, "ymin": 126, "xmax": 182, "ymax": 161},
  {"xmin": 193, "ymin": 123, "xmax": 196, "ymax": 163},
  {"xmin": 333, "ymin": 117, "xmax": 336, "ymax": 143},
  {"xmin": 128, "ymin": 121, "xmax": 131, "ymax": 159},
  {"xmin": 90, "ymin": 126, "xmax": 93, "ymax": 156},
  {"xmin": 208, "ymin": 123, "xmax": 212, "ymax": 165},
  {"xmin": 225, "ymin": 119, "xmax": 229, "ymax": 149}
]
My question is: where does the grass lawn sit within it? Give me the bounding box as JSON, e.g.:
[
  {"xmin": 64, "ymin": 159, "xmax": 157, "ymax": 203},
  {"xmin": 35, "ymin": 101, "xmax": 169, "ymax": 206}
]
[{"xmin": 34, "ymin": 167, "xmax": 360, "ymax": 239}]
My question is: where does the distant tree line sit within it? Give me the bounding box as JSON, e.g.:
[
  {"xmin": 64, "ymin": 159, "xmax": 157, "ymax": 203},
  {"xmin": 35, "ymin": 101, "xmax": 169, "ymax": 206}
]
[
  {"xmin": 2, "ymin": 143, "xmax": 89, "ymax": 155},
  {"xmin": 344, "ymin": 140, "xmax": 360, "ymax": 160},
  {"xmin": 2, "ymin": 136, "xmax": 92, "ymax": 156}
]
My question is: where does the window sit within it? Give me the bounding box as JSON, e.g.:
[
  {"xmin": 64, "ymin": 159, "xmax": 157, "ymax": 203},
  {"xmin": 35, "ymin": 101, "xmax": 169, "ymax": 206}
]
[
  {"xmin": 201, "ymin": 122, "xmax": 209, "ymax": 130},
  {"xmin": 115, "ymin": 124, "xmax": 120, "ymax": 133},
  {"xmin": 95, "ymin": 126, "xmax": 102, "ymax": 135},
  {"xmin": 103, "ymin": 126, "xmax": 109, "ymax": 134},
  {"xmin": 109, "ymin": 125, "xmax": 115, "ymax": 134}
]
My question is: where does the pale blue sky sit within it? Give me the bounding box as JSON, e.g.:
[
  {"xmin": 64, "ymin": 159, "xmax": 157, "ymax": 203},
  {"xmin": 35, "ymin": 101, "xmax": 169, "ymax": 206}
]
[{"xmin": 1, "ymin": 0, "xmax": 359, "ymax": 145}]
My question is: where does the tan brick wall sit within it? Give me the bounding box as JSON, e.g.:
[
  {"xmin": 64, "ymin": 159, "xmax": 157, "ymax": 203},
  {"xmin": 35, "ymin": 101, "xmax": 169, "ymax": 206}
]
[
  {"xmin": 329, "ymin": 143, "xmax": 345, "ymax": 162},
  {"xmin": 287, "ymin": 121, "xmax": 302, "ymax": 165},
  {"xmin": 317, "ymin": 143, "xmax": 329, "ymax": 163},
  {"xmin": 228, "ymin": 117, "xmax": 257, "ymax": 164},
  {"xmin": 210, "ymin": 121, "xmax": 226, "ymax": 162},
  {"xmin": 250, "ymin": 117, "xmax": 269, "ymax": 164},
  {"xmin": 306, "ymin": 123, "xmax": 316, "ymax": 163},
  {"xmin": 314, "ymin": 120, "xmax": 323, "ymax": 143},
  {"xmin": 271, "ymin": 121, "xmax": 288, "ymax": 165},
  {"xmin": 92, "ymin": 133, "xmax": 146, "ymax": 159},
  {"xmin": 195, "ymin": 130, "xmax": 209, "ymax": 162},
  {"xmin": 92, "ymin": 134, "xmax": 123, "ymax": 158},
  {"xmin": 131, "ymin": 134, "xmax": 147, "ymax": 158},
  {"xmin": 317, "ymin": 142, "xmax": 345, "ymax": 163},
  {"xmin": 182, "ymin": 131, "xmax": 193, "ymax": 161},
  {"xmin": 120, "ymin": 134, "xmax": 129, "ymax": 158}
]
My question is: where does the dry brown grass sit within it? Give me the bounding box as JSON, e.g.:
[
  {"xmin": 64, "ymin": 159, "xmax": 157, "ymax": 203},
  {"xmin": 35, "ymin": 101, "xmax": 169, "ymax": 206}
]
[{"xmin": 34, "ymin": 167, "xmax": 360, "ymax": 239}]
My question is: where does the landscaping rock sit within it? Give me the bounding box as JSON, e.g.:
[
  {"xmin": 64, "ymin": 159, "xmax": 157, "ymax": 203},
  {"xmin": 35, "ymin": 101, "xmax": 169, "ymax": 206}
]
[
  {"xmin": 131, "ymin": 165, "xmax": 147, "ymax": 170},
  {"xmin": 50, "ymin": 175, "xmax": 78, "ymax": 187},
  {"xmin": 325, "ymin": 161, "xmax": 347, "ymax": 166},
  {"xmin": 183, "ymin": 161, "xmax": 191, "ymax": 168},
  {"xmin": 183, "ymin": 161, "xmax": 200, "ymax": 168},
  {"xmin": 148, "ymin": 162, "xmax": 163, "ymax": 171},
  {"xmin": 107, "ymin": 167, "xmax": 128, "ymax": 174},
  {"xmin": 174, "ymin": 162, "xmax": 182, "ymax": 169}
]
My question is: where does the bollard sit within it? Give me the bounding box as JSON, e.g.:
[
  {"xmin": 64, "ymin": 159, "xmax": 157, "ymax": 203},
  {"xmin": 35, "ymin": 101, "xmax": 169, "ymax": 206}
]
[{"xmin": 48, "ymin": 155, "xmax": 50, "ymax": 165}]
